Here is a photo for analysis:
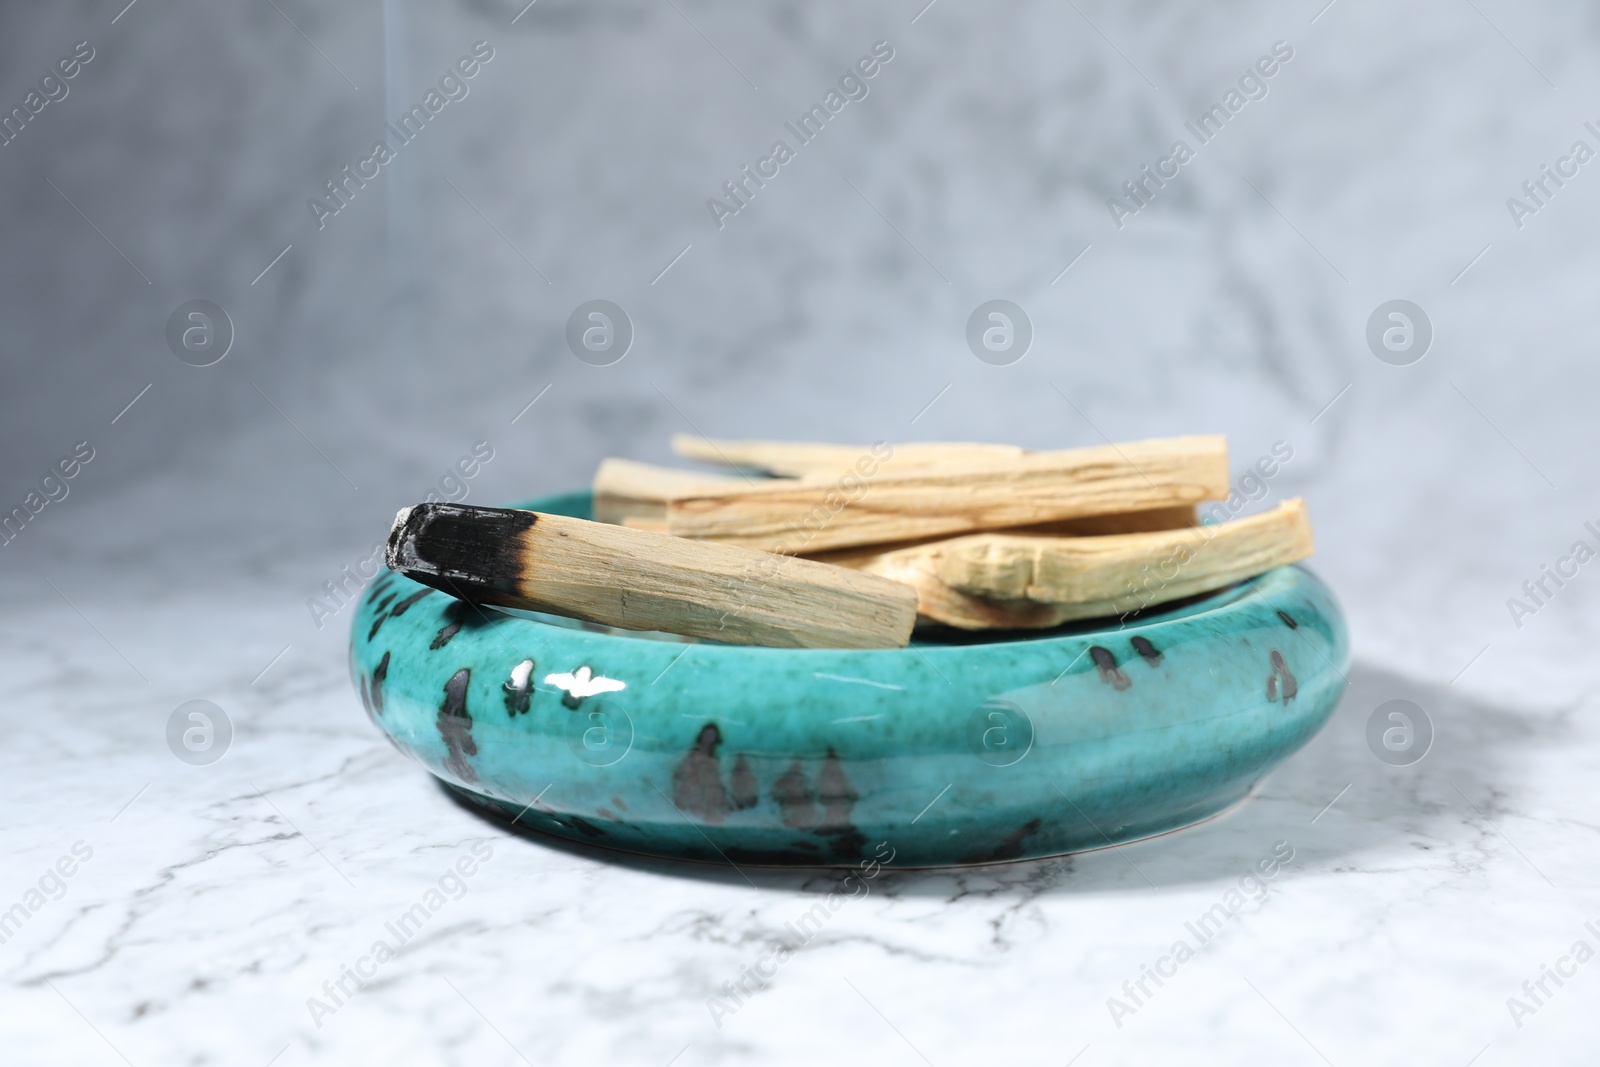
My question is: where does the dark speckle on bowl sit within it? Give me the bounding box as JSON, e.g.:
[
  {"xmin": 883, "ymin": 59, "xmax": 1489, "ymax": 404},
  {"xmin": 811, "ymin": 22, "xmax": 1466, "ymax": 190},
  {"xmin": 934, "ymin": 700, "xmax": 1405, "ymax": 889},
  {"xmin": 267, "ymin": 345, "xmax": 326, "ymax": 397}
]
[
  {"xmin": 672, "ymin": 724, "xmax": 729, "ymax": 822},
  {"xmin": 1267, "ymin": 649, "xmax": 1298, "ymax": 702},
  {"xmin": 771, "ymin": 760, "xmax": 818, "ymax": 830},
  {"xmin": 370, "ymin": 587, "xmax": 433, "ymax": 641},
  {"xmin": 730, "ymin": 754, "xmax": 759, "ymax": 810},
  {"xmin": 966, "ymin": 818, "xmax": 1043, "ymax": 864},
  {"xmin": 368, "ymin": 651, "xmax": 390, "ymax": 719},
  {"xmin": 438, "ymin": 667, "xmax": 477, "ymax": 783},
  {"xmin": 1090, "ymin": 645, "xmax": 1132, "ymax": 690},
  {"xmin": 430, "ymin": 620, "xmax": 463, "ymax": 650}
]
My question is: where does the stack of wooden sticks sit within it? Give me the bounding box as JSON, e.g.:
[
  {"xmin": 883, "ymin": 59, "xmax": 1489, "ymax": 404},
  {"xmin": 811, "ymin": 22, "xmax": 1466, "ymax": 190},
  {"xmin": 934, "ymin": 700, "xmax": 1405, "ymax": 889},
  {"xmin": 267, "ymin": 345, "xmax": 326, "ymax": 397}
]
[{"xmin": 384, "ymin": 434, "xmax": 1313, "ymax": 650}]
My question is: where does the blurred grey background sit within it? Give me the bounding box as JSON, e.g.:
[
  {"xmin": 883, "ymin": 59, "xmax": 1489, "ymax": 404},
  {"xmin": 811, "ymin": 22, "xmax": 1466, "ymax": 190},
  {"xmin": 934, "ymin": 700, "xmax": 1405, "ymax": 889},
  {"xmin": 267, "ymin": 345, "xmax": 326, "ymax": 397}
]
[{"xmin": 3, "ymin": 0, "xmax": 1596, "ymax": 731}]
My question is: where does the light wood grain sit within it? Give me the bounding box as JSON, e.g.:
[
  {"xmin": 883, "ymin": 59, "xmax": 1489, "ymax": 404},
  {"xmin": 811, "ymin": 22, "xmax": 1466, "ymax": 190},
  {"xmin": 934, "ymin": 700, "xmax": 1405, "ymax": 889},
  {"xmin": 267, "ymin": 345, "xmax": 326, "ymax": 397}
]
[
  {"xmin": 670, "ymin": 435, "xmax": 1026, "ymax": 477},
  {"xmin": 940, "ymin": 506, "xmax": 1197, "ymax": 538},
  {"xmin": 595, "ymin": 458, "xmax": 1196, "ymax": 534},
  {"xmin": 387, "ymin": 503, "xmax": 919, "ymax": 649},
  {"xmin": 593, "ymin": 458, "xmax": 748, "ymax": 501},
  {"xmin": 820, "ymin": 499, "xmax": 1312, "ymax": 629},
  {"xmin": 620, "ymin": 503, "xmax": 1196, "ymax": 537},
  {"xmin": 661, "ymin": 435, "xmax": 1230, "ymax": 553},
  {"xmin": 591, "ymin": 458, "xmax": 749, "ymax": 525}
]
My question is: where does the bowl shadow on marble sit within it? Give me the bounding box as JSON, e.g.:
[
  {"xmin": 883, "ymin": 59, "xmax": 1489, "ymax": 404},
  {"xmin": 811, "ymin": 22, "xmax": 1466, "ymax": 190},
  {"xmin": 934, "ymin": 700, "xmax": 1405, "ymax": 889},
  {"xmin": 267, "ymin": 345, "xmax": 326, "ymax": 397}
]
[{"xmin": 439, "ymin": 659, "xmax": 1537, "ymax": 896}]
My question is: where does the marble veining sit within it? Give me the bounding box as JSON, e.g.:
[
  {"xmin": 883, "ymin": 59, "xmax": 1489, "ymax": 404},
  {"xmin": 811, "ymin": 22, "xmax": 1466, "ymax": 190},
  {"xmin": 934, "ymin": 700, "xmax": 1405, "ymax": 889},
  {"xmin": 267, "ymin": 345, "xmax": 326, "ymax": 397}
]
[
  {"xmin": 3, "ymin": 0, "xmax": 1599, "ymax": 1062},
  {"xmin": 4, "ymin": 539, "xmax": 1597, "ymax": 1065}
]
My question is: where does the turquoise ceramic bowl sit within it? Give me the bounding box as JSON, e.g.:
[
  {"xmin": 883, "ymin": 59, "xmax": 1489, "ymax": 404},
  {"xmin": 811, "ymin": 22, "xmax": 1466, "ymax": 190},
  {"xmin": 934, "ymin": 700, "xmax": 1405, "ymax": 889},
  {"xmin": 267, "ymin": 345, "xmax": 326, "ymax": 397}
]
[{"xmin": 349, "ymin": 491, "xmax": 1348, "ymax": 868}]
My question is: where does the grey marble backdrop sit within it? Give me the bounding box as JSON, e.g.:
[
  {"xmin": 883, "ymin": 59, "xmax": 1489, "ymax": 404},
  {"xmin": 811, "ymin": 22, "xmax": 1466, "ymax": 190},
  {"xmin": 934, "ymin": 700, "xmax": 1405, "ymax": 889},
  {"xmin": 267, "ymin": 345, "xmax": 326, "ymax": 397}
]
[
  {"xmin": 4, "ymin": 0, "xmax": 1596, "ymax": 685},
  {"xmin": 4, "ymin": 1, "xmax": 1600, "ymax": 1063}
]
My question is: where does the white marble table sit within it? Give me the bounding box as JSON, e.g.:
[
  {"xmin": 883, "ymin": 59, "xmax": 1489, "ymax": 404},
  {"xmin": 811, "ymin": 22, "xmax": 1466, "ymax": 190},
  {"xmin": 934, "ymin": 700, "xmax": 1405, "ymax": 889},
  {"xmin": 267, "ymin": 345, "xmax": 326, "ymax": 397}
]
[{"xmin": 4, "ymin": 464, "xmax": 1597, "ymax": 1067}]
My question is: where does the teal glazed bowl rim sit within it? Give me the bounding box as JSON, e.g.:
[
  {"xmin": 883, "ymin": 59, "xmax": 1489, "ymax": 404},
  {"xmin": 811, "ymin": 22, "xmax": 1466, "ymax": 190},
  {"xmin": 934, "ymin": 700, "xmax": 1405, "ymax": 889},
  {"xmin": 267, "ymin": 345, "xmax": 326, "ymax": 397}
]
[{"xmin": 350, "ymin": 491, "xmax": 1349, "ymax": 869}]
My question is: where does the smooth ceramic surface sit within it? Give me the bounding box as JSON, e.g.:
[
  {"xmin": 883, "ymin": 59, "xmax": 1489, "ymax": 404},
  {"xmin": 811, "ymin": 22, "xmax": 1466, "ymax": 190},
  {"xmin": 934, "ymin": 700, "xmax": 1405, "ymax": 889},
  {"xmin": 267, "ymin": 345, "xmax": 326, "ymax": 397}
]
[{"xmin": 348, "ymin": 492, "xmax": 1349, "ymax": 867}]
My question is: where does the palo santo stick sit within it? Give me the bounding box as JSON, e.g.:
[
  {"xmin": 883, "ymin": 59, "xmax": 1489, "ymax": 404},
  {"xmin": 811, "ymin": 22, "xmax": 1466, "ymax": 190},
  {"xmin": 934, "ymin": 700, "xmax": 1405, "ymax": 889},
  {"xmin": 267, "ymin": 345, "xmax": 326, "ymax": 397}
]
[
  {"xmin": 848, "ymin": 562, "xmax": 1075, "ymax": 630},
  {"xmin": 920, "ymin": 499, "xmax": 1309, "ymax": 602},
  {"xmin": 598, "ymin": 458, "xmax": 1195, "ymax": 534},
  {"xmin": 820, "ymin": 499, "xmax": 1313, "ymax": 629},
  {"xmin": 662, "ymin": 435, "xmax": 1230, "ymax": 553},
  {"xmin": 594, "ymin": 497, "xmax": 665, "ymax": 526},
  {"xmin": 973, "ymin": 506, "xmax": 1197, "ymax": 537},
  {"xmin": 593, "ymin": 458, "xmax": 747, "ymax": 500},
  {"xmin": 671, "ymin": 435, "xmax": 1026, "ymax": 477},
  {"xmin": 591, "ymin": 458, "xmax": 749, "ymax": 525},
  {"xmin": 385, "ymin": 503, "xmax": 918, "ymax": 649},
  {"xmin": 623, "ymin": 505, "xmax": 1196, "ymax": 538}
]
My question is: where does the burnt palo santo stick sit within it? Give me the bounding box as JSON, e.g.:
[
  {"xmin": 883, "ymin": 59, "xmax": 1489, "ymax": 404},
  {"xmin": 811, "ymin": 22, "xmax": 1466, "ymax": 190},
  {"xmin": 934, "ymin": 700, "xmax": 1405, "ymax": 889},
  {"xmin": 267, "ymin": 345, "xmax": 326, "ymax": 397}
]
[
  {"xmin": 385, "ymin": 503, "xmax": 919, "ymax": 649},
  {"xmin": 662, "ymin": 435, "xmax": 1230, "ymax": 553}
]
